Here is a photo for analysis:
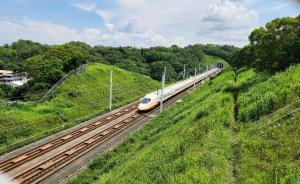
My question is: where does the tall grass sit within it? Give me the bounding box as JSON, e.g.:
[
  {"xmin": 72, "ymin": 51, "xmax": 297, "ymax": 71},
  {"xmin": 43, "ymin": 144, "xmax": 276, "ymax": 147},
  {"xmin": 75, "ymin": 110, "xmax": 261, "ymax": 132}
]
[
  {"xmin": 237, "ymin": 110, "xmax": 300, "ymax": 183},
  {"xmin": 236, "ymin": 64, "xmax": 300, "ymax": 183},
  {"xmin": 238, "ymin": 65, "xmax": 300, "ymax": 123}
]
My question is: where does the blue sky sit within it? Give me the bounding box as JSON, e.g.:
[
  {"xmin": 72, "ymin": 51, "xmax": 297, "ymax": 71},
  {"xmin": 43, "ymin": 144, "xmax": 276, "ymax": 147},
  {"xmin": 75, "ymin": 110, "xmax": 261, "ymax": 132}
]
[{"xmin": 0, "ymin": 0, "xmax": 299, "ymax": 47}]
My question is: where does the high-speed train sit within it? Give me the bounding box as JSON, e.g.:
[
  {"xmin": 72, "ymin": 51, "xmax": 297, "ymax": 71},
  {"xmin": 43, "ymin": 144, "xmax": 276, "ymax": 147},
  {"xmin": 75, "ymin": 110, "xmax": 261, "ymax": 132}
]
[{"xmin": 138, "ymin": 67, "xmax": 222, "ymax": 111}]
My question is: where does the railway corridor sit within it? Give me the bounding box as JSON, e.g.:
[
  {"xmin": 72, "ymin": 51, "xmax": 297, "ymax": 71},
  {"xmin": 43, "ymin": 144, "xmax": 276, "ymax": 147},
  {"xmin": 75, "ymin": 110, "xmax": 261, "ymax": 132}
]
[
  {"xmin": 0, "ymin": 68, "xmax": 222, "ymax": 184},
  {"xmin": 7, "ymin": 110, "xmax": 137, "ymax": 179}
]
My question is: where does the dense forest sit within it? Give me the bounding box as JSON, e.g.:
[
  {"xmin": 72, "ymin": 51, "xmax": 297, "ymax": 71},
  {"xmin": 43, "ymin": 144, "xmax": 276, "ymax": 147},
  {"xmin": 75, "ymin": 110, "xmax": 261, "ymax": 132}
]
[
  {"xmin": 230, "ymin": 15, "xmax": 300, "ymax": 73},
  {"xmin": 0, "ymin": 41, "xmax": 236, "ymax": 100}
]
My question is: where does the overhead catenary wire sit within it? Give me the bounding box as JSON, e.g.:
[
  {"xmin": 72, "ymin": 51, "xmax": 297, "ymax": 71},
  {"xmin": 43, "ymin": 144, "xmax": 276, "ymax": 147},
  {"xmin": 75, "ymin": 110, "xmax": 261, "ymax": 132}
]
[
  {"xmin": 249, "ymin": 98, "xmax": 300, "ymax": 125},
  {"xmin": 258, "ymin": 107, "xmax": 300, "ymax": 130}
]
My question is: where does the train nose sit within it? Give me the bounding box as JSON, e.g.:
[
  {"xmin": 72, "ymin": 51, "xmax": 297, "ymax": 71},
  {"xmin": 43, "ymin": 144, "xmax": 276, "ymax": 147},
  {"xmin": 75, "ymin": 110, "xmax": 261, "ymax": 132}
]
[{"xmin": 138, "ymin": 104, "xmax": 145, "ymax": 111}]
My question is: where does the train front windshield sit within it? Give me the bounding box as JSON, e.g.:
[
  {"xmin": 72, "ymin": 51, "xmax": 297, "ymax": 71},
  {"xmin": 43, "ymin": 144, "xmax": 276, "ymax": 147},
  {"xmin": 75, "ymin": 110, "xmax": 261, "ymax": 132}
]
[{"xmin": 141, "ymin": 98, "xmax": 151, "ymax": 104}]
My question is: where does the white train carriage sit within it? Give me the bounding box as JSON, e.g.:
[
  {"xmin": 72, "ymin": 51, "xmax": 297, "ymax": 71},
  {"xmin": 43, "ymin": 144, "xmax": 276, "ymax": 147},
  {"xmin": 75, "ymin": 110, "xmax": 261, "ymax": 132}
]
[{"xmin": 138, "ymin": 68, "xmax": 221, "ymax": 111}]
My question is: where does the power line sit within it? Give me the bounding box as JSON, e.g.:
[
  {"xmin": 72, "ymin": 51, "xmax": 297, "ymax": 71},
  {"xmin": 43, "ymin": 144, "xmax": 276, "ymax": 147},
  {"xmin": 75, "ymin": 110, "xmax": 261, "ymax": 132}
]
[
  {"xmin": 250, "ymin": 98, "xmax": 300, "ymax": 125},
  {"xmin": 258, "ymin": 107, "xmax": 300, "ymax": 130}
]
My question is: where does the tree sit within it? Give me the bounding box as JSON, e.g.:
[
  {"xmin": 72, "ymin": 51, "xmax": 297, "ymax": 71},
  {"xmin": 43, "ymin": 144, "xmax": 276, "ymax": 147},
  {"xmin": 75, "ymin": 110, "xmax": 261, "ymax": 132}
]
[
  {"xmin": 0, "ymin": 60, "xmax": 4, "ymax": 68},
  {"xmin": 230, "ymin": 45, "xmax": 255, "ymax": 69},
  {"xmin": 150, "ymin": 61, "xmax": 176, "ymax": 81},
  {"xmin": 248, "ymin": 15, "xmax": 300, "ymax": 72}
]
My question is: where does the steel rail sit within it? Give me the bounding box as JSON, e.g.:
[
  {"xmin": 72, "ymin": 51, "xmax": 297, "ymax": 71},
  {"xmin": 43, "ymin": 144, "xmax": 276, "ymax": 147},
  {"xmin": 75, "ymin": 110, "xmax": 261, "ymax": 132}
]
[
  {"xmin": 0, "ymin": 103, "xmax": 138, "ymax": 172},
  {"xmin": 13, "ymin": 112, "xmax": 146, "ymax": 184}
]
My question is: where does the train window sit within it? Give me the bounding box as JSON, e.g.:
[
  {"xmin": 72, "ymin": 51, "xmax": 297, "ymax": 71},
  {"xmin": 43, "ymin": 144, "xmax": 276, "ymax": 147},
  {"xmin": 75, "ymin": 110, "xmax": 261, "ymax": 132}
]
[{"xmin": 141, "ymin": 98, "xmax": 151, "ymax": 104}]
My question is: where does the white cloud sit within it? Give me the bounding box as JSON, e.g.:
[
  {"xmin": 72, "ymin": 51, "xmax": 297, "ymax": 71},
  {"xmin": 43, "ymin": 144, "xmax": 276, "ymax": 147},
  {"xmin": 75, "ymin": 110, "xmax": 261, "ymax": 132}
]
[
  {"xmin": 104, "ymin": 23, "xmax": 115, "ymax": 31},
  {"xmin": 0, "ymin": 17, "xmax": 169, "ymax": 47},
  {"xmin": 1, "ymin": 0, "xmax": 262, "ymax": 47},
  {"xmin": 71, "ymin": 2, "xmax": 97, "ymax": 12},
  {"xmin": 71, "ymin": 2, "xmax": 113, "ymax": 22},
  {"xmin": 198, "ymin": 0, "xmax": 258, "ymax": 45},
  {"xmin": 95, "ymin": 0, "xmax": 259, "ymax": 46},
  {"xmin": 95, "ymin": 10, "xmax": 113, "ymax": 22}
]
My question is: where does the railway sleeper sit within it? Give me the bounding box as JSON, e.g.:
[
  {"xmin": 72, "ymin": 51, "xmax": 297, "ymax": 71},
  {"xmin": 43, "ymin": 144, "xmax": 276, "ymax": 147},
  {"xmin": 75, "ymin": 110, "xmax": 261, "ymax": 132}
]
[
  {"xmin": 11, "ymin": 155, "xmax": 28, "ymax": 163},
  {"xmin": 100, "ymin": 130, "xmax": 112, "ymax": 136},
  {"xmin": 113, "ymin": 124, "xmax": 122, "ymax": 129},
  {"xmin": 123, "ymin": 118, "xmax": 132, "ymax": 123},
  {"xmin": 94, "ymin": 121, "xmax": 103, "ymax": 126},
  {"xmin": 115, "ymin": 112, "xmax": 122, "ymax": 116},
  {"xmin": 79, "ymin": 127, "xmax": 89, "ymax": 132},
  {"xmin": 123, "ymin": 108, "xmax": 129, "ymax": 112},
  {"xmin": 84, "ymin": 138, "xmax": 95, "ymax": 145},
  {"xmin": 25, "ymin": 149, "xmax": 41, "ymax": 157},
  {"xmin": 18, "ymin": 169, "xmax": 41, "ymax": 183},
  {"xmin": 61, "ymin": 134, "xmax": 73, "ymax": 140},
  {"xmin": 132, "ymin": 114, "xmax": 139, "ymax": 118},
  {"xmin": 105, "ymin": 116, "xmax": 113, "ymax": 121},
  {"xmin": 39, "ymin": 143, "xmax": 53, "ymax": 150}
]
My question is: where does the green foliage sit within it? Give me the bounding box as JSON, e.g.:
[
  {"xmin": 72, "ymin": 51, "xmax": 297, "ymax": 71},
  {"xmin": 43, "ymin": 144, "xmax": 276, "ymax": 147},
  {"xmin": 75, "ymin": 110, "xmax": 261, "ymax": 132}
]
[
  {"xmin": 0, "ymin": 84, "xmax": 14, "ymax": 98},
  {"xmin": 201, "ymin": 44, "xmax": 236, "ymax": 61},
  {"xmin": 230, "ymin": 15, "xmax": 300, "ymax": 72},
  {"xmin": 150, "ymin": 61, "xmax": 177, "ymax": 81},
  {"xmin": 1, "ymin": 39, "xmax": 235, "ymax": 99}
]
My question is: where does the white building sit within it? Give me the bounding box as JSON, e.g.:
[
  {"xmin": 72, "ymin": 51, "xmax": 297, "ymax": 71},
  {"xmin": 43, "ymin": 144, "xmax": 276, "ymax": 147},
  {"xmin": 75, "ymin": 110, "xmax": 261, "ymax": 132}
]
[{"xmin": 0, "ymin": 70, "xmax": 29, "ymax": 87}]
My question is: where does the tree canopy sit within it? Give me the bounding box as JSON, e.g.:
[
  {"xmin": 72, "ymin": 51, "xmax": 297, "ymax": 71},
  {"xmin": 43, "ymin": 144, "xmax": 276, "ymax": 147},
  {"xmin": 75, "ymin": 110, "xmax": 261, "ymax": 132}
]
[
  {"xmin": 230, "ymin": 15, "xmax": 300, "ymax": 73},
  {"xmin": 0, "ymin": 40, "xmax": 236, "ymax": 100}
]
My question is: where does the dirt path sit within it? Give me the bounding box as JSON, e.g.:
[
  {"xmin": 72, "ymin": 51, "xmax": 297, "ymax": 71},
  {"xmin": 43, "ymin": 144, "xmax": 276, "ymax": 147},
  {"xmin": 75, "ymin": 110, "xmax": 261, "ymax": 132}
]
[{"xmin": 230, "ymin": 70, "xmax": 240, "ymax": 184}]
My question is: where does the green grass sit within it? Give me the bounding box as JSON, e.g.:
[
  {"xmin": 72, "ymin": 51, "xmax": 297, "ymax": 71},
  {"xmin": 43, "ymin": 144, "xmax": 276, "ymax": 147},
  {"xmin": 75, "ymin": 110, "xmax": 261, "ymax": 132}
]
[
  {"xmin": 238, "ymin": 65, "xmax": 300, "ymax": 123},
  {"xmin": 69, "ymin": 70, "xmax": 236, "ymax": 184},
  {"xmin": 0, "ymin": 63, "xmax": 160, "ymax": 154},
  {"xmin": 238, "ymin": 108, "xmax": 300, "ymax": 183},
  {"xmin": 235, "ymin": 64, "xmax": 300, "ymax": 183},
  {"xmin": 69, "ymin": 64, "xmax": 300, "ymax": 184}
]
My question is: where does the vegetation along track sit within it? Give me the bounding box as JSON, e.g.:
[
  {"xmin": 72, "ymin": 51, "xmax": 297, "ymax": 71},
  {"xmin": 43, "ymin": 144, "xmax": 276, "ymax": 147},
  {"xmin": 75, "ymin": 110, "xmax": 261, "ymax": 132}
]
[
  {"xmin": 12, "ymin": 89, "xmax": 188, "ymax": 184},
  {"xmin": 0, "ymin": 104, "xmax": 138, "ymax": 172},
  {"xmin": 2, "ymin": 69, "xmax": 221, "ymax": 184}
]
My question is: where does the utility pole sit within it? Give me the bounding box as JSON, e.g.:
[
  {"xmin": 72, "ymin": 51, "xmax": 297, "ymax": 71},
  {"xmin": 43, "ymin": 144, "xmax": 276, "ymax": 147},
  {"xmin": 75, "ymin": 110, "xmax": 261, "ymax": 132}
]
[
  {"xmin": 109, "ymin": 70, "xmax": 113, "ymax": 111},
  {"xmin": 206, "ymin": 64, "xmax": 208, "ymax": 80},
  {"xmin": 160, "ymin": 66, "xmax": 166, "ymax": 113},
  {"xmin": 183, "ymin": 64, "xmax": 186, "ymax": 80},
  {"xmin": 194, "ymin": 68, "xmax": 196, "ymax": 90},
  {"xmin": 198, "ymin": 63, "xmax": 201, "ymax": 74}
]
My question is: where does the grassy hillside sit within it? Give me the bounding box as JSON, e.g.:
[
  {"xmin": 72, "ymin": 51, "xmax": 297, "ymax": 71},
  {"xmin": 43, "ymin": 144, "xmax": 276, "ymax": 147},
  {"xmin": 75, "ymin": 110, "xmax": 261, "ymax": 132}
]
[
  {"xmin": 70, "ymin": 69, "xmax": 236, "ymax": 183},
  {"xmin": 0, "ymin": 63, "xmax": 160, "ymax": 154},
  {"xmin": 202, "ymin": 55, "xmax": 230, "ymax": 68},
  {"xmin": 236, "ymin": 65, "xmax": 300, "ymax": 183},
  {"xmin": 70, "ymin": 65, "xmax": 300, "ymax": 183}
]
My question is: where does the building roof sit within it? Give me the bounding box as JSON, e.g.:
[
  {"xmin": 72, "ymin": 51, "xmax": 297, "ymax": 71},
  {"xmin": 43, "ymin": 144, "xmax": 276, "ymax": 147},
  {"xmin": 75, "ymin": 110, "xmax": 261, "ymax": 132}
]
[{"xmin": 0, "ymin": 70, "xmax": 13, "ymax": 75}]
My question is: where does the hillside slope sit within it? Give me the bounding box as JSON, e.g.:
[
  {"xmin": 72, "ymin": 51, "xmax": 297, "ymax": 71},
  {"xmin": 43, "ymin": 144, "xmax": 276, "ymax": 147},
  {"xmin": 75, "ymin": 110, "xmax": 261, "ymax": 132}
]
[
  {"xmin": 70, "ymin": 65, "xmax": 300, "ymax": 183},
  {"xmin": 70, "ymin": 69, "xmax": 236, "ymax": 183},
  {"xmin": 0, "ymin": 63, "xmax": 160, "ymax": 154}
]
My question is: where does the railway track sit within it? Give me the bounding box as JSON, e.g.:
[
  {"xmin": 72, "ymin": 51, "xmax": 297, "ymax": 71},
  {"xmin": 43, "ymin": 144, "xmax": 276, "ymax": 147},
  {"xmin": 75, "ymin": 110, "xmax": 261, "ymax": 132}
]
[
  {"xmin": 13, "ymin": 112, "xmax": 147, "ymax": 184},
  {"xmin": 1, "ymin": 68, "xmax": 222, "ymax": 184},
  {"xmin": 0, "ymin": 104, "xmax": 138, "ymax": 173}
]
